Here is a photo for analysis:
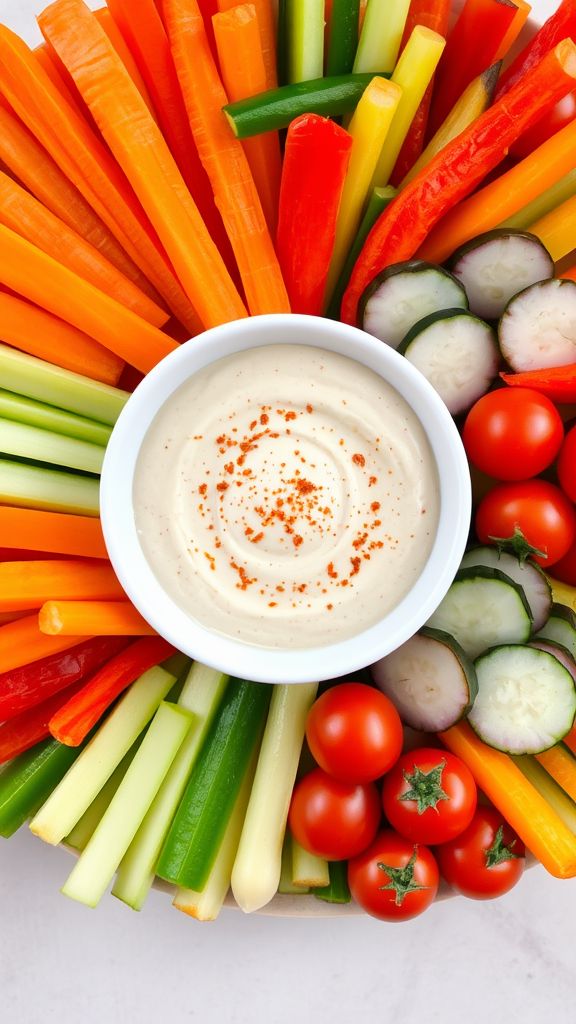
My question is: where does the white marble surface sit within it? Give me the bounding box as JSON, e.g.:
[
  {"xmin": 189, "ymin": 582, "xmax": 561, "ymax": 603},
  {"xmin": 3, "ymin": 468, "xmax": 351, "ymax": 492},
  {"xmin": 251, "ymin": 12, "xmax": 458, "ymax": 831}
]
[{"xmin": 0, "ymin": 0, "xmax": 573, "ymax": 1021}]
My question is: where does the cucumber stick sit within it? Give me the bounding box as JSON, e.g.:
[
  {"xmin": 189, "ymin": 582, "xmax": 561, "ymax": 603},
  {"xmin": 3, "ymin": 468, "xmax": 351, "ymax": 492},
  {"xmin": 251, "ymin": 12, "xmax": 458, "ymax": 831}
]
[
  {"xmin": 313, "ymin": 860, "xmax": 351, "ymax": 904},
  {"xmin": 112, "ymin": 664, "xmax": 229, "ymax": 910},
  {"xmin": 30, "ymin": 665, "xmax": 176, "ymax": 845},
  {"xmin": 157, "ymin": 679, "xmax": 272, "ymax": 891},
  {"xmin": 0, "ymin": 737, "xmax": 83, "ymax": 838},
  {"xmin": 292, "ymin": 836, "xmax": 329, "ymax": 888},
  {"xmin": 0, "ymin": 459, "xmax": 100, "ymax": 516},
  {"xmin": 65, "ymin": 741, "xmax": 141, "ymax": 852},
  {"xmin": 0, "ymin": 418, "xmax": 105, "ymax": 474},
  {"xmin": 0, "ymin": 390, "xmax": 112, "ymax": 446},
  {"xmin": 62, "ymin": 703, "xmax": 192, "ymax": 908},
  {"xmin": 231, "ymin": 682, "xmax": 318, "ymax": 913}
]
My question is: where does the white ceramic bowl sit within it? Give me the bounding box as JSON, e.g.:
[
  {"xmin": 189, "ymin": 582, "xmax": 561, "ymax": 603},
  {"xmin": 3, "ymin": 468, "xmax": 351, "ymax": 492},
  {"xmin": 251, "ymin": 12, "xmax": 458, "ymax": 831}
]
[{"xmin": 101, "ymin": 313, "xmax": 471, "ymax": 683}]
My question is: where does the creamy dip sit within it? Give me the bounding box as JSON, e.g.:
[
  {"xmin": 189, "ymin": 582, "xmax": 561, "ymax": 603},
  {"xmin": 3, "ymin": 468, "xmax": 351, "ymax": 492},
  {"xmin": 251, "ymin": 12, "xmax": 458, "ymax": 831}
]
[{"xmin": 133, "ymin": 344, "xmax": 440, "ymax": 649}]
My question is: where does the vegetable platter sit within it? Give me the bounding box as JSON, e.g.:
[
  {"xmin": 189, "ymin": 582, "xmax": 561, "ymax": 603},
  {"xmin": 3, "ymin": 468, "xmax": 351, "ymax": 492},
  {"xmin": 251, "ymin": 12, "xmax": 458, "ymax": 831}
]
[{"xmin": 1, "ymin": 0, "xmax": 576, "ymax": 924}]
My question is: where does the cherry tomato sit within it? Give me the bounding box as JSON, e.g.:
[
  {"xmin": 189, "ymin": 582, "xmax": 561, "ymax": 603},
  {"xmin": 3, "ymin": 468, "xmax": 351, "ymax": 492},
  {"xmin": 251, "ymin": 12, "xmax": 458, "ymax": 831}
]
[
  {"xmin": 305, "ymin": 682, "xmax": 403, "ymax": 784},
  {"xmin": 558, "ymin": 424, "xmax": 576, "ymax": 504},
  {"xmin": 436, "ymin": 806, "xmax": 525, "ymax": 900},
  {"xmin": 348, "ymin": 830, "xmax": 439, "ymax": 921},
  {"xmin": 462, "ymin": 389, "xmax": 564, "ymax": 481},
  {"xmin": 381, "ymin": 748, "xmax": 477, "ymax": 845},
  {"xmin": 550, "ymin": 540, "xmax": 576, "ymax": 587},
  {"xmin": 476, "ymin": 480, "xmax": 576, "ymax": 566},
  {"xmin": 288, "ymin": 768, "xmax": 381, "ymax": 860}
]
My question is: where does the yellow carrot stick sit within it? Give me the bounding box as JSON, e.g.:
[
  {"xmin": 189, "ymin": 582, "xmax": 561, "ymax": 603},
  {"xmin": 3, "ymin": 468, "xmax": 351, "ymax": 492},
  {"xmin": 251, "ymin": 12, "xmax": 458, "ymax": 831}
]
[
  {"xmin": 325, "ymin": 77, "xmax": 402, "ymax": 302},
  {"xmin": 527, "ymin": 193, "xmax": 576, "ymax": 263},
  {"xmin": 371, "ymin": 26, "xmax": 445, "ymax": 188},
  {"xmin": 353, "ymin": 0, "xmax": 411, "ymax": 73},
  {"xmin": 39, "ymin": 600, "xmax": 156, "ymax": 637},
  {"xmin": 440, "ymin": 720, "xmax": 576, "ymax": 878},
  {"xmin": 536, "ymin": 745, "xmax": 576, "ymax": 804}
]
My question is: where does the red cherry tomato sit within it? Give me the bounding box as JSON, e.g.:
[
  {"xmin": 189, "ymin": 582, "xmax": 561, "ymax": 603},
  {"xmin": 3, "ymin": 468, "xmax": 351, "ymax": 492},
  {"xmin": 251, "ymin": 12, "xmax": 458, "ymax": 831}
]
[
  {"xmin": 475, "ymin": 480, "xmax": 576, "ymax": 566},
  {"xmin": 436, "ymin": 806, "xmax": 525, "ymax": 900},
  {"xmin": 462, "ymin": 389, "xmax": 564, "ymax": 481},
  {"xmin": 558, "ymin": 424, "xmax": 576, "ymax": 504},
  {"xmin": 348, "ymin": 830, "xmax": 439, "ymax": 921},
  {"xmin": 305, "ymin": 682, "xmax": 403, "ymax": 783},
  {"xmin": 288, "ymin": 768, "xmax": 381, "ymax": 860},
  {"xmin": 381, "ymin": 748, "xmax": 477, "ymax": 845},
  {"xmin": 550, "ymin": 540, "xmax": 576, "ymax": 587}
]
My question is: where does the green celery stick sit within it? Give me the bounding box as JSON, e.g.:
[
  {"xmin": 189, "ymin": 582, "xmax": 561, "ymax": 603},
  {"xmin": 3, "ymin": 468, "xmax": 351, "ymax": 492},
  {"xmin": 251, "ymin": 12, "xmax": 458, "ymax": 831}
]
[
  {"xmin": 0, "ymin": 391, "xmax": 112, "ymax": 446},
  {"xmin": 501, "ymin": 168, "xmax": 576, "ymax": 231},
  {"xmin": 353, "ymin": 0, "xmax": 411, "ymax": 73},
  {"xmin": 0, "ymin": 459, "xmax": 100, "ymax": 515},
  {"xmin": 278, "ymin": 833, "xmax": 309, "ymax": 894},
  {"xmin": 326, "ymin": 0, "xmax": 360, "ymax": 76},
  {"xmin": 112, "ymin": 663, "xmax": 229, "ymax": 910},
  {"xmin": 0, "ymin": 419, "xmax": 104, "ymax": 474},
  {"xmin": 61, "ymin": 702, "xmax": 193, "ymax": 908},
  {"xmin": 0, "ymin": 738, "xmax": 83, "ymax": 838},
  {"xmin": 0, "ymin": 344, "xmax": 127, "ymax": 425},
  {"xmin": 65, "ymin": 741, "xmax": 142, "ymax": 852},
  {"xmin": 292, "ymin": 836, "xmax": 330, "ymax": 888},
  {"xmin": 326, "ymin": 185, "xmax": 396, "ymax": 318},
  {"xmin": 30, "ymin": 665, "xmax": 177, "ymax": 845},
  {"xmin": 287, "ymin": 0, "xmax": 325, "ymax": 83},
  {"xmin": 313, "ymin": 860, "xmax": 351, "ymax": 903}
]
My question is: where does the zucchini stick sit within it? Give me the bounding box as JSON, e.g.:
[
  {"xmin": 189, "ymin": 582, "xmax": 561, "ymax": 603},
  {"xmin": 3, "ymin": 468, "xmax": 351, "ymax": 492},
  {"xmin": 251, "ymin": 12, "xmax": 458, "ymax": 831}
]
[
  {"xmin": 353, "ymin": 0, "xmax": 410, "ymax": 73},
  {"xmin": 231, "ymin": 682, "xmax": 318, "ymax": 913},
  {"xmin": 0, "ymin": 459, "xmax": 100, "ymax": 516},
  {"xmin": 292, "ymin": 836, "xmax": 330, "ymax": 888},
  {"xmin": 287, "ymin": 0, "xmax": 324, "ymax": 83},
  {"xmin": 313, "ymin": 860, "xmax": 351, "ymax": 903},
  {"xmin": 0, "ymin": 419, "xmax": 104, "ymax": 475},
  {"xmin": 0, "ymin": 391, "xmax": 112, "ymax": 447},
  {"xmin": 30, "ymin": 665, "xmax": 176, "ymax": 845},
  {"xmin": 65, "ymin": 742, "xmax": 141, "ymax": 851},
  {"xmin": 0, "ymin": 736, "xmax": 83, "ymax": 838}
]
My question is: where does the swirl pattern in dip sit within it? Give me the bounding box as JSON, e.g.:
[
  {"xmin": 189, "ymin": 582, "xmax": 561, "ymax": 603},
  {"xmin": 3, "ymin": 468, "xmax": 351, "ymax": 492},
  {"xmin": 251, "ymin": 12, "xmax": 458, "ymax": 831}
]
[{"xmin": 133, "ymin": 344, "xmax": 439, "ymax": 648}]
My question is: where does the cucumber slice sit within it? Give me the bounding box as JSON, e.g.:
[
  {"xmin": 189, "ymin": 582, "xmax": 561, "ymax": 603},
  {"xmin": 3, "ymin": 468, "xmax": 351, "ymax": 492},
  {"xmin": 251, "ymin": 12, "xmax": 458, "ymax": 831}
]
[
  {"xmin": 447, "ymin": 229, "xmax": 553, "ymax": 320},
  {"xmin": 427, "ymin": 566, "xmax": 533, "ymax": 659},
  {"xmin": 529, "ymin": 640, "xmax": 576, "ymax": 684},
  {"xmin": 398, "ymin": 308, "xmax": 499, "ymax": 414},
  {"xmin": 371, "ymin": 626, "xmax": 477, "ymax": 731},
  {"xmin": 461, "ymin": 546, "xmax": 552, "ymax": 632},
  {"xmin": 534, "ymin": 604, "xmax": 576, "ymax": 660},
  {"xmin": 499, "ymin": 278, "xmax": 576, "ymax": 371},
  {"xmin": 359, "ymin": 259, "xmax": 468, "ymax": 349},
  {"xmin": 470, "ymin": 645, "xmax": 576, "ymax": 754}
]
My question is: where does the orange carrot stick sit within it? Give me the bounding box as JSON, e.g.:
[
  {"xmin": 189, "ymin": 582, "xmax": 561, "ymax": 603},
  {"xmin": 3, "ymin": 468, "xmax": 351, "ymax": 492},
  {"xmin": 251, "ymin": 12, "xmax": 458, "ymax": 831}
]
[
  {"xmin": 0, "ymin": 170, "xmax": 169, "ymax": 327},
  {"xmin": 165, "ymin": 0, "xmax": 290, "ymax": 316},
  {"xmin": 0, "ymin": 506, "xmax": 108, "ymax": 559},
  {"xmin": 212, "ymin": 5, "xmax": 282, "ymax": 234},
  {"xmin": 35, "ymin": 42, "xmax": 87, "ymax": 119},
  {"xmin": 0, "ymin": 291, "xmax": 124, "ymax": 385},
  {"xmin": 94, "ymin": 8, "xmax": 156, "ymax": 114},
  {"xmin": 0, "ymin": 560, "xmax": 123, "ymax": 613},
  {"xmin": 494, "ymin": 0, "xmax": 531, "ymax": 60},
  {"xmin": 0, "ymin": 615, "xmax": 91, "ymax": 675},
  {"xmin": 536, "ymin": 745, "xmax": 576, "ymax": 803},
  {"xmin": 0, "ymin": 226, "xmax": 178, "ymax": 375},
  {"xmin": 39, "ymin": 0, "xmax": 246, "ymax": 330},
  {"xmin": 0, "ymin": 27, "xmax": 200, "ymax": 332},
  {"xmin": 561, "ymin": 264, "xmax": 576, "ymax": 282},
  {"xmin": 39, "ymin": 600, "xmax": 156, "ymax": 636},
  {"xmin": 217, "ymin": 0, "xmax": 278, "ymax": 89},
  {"xmin": 0, "ymin": 610, "xmax": 32, "ymax": 626},
  {"xmin": 419, "ymin": 117, "xmax": 576, "ymax": 264}
]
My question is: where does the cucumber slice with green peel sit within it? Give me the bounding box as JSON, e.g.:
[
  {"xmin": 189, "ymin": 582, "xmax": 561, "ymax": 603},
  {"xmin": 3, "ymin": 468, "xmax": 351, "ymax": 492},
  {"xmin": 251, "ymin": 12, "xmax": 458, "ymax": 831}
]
[
  {"xmin": 529, "ymin": 640, "xmax": 576, "ymax": 684},
  {"xmin": 0, "ymin": 737, "xmax": 83, "ymax": 839},
  {"xmin": 359, "ymin": 259, "xmax": 468, "ymax": 350},
  {"xmin": 397, "ymin": 308, "xmax": 499, "ymax": 415},
  {"xmin": 427, "ymin": 566, "xmax": 533, "ymax": 660},
  {"xmin": 461, "ymin": 546, "xmax": 552, "ymax": 632},
  {"xmin": 371, "ymin": 626, "xmax": 477, "ymax": 731},
  {"xmin": 534, "ymin": 604, "xmax": 576, "ymax": 660},
  {"xmin": 499, "ymin": 278, "xmax": 576, "ymax": 372},
  {"xmin": 470, "ymin": 645, "xmax": 576, "ymax": 754},
  {"xmin": 447, "ymin": 229, "xmax": 554, "ymax": 320}
]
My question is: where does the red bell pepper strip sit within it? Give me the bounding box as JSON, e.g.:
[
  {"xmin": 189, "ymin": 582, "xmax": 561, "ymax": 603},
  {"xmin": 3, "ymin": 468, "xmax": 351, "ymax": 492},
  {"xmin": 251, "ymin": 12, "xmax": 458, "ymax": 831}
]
[
  {"xmin": 495, "ymin": 0, "xmax": 576, "ymax": 99},
  {"xmin": 341, "ymin": 39, "xmax": 576, "ymax": 327},
  {"xmin": 276, "ymin": 114, "xmax": 352, "ymax": 316},
  {"xmin": 49, "ymin": 636, "xmax": 176, "ymax": 747},
  {"xmin": 0, "ymin": 679, "xmax": 86, "ymax": 764},
  {"xmin": 426, "ymin": 0, "xmax": 518, "ymax": 139},
  {"xmin": 0, "ymin": 636, "xmax": 128, "ymax": 722},
  {"xmin": 500, "ymin": 365, "xmax": 576, "ymax": 404}
]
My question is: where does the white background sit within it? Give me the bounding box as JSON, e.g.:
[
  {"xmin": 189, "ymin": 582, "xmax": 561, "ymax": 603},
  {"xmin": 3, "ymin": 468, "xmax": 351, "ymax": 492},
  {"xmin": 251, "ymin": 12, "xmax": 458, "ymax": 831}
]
[{"xmin": 0, "ymin": 1, "xmax": 571, "ymax": 1022}]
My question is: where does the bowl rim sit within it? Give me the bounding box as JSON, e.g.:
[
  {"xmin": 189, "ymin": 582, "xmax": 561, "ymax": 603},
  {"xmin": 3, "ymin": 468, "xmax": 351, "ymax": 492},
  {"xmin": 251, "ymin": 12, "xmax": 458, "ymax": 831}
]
[{"xmin": 100, "ymin": 313, "xmax": 472, "ymax": 684}]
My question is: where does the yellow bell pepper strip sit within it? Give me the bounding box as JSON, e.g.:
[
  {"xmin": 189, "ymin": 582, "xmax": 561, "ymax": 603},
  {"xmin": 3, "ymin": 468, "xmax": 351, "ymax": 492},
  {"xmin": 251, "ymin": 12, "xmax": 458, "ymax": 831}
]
[
  {"xmin": 527, "ymin": 193, "xmax": 576, "ymax": 263},
  {"xmin": 353, "ymin": 0, "xmax": 411, "ymax": 74},
  {"xmin": 548, "ymin": 577, "xmax": 576, "ymax": 613},
  {"xmin": 326, "ymin": 185, "xmax": 396, "ymax": 319}
]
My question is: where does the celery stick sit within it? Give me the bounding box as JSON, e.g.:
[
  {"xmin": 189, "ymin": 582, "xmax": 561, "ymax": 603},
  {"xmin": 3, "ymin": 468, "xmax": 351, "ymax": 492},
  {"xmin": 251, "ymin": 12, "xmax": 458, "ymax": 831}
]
[
  {"xmin": 65, "ymin": 741, "xmax": 141, "ymax": 852},
  {"xmin": 0, "ymin": 391, "xmax": 112, "ymax": 446},
  {"xmin": 326, "ymin": 185, "xmax": 396, "ymax": 318},
  {"xmin": 231, "ymin": 682, "xmax": 318, "ymax": 914},
  {"xmin": 277, "ymin": 0, "xmax": 288, "ymax": 85},
  {"xmin": 0, "ymin": 738, "xmax": 83, "ymax": 839},
  {"xmin": 0, "ymin": 458, "xmax": 100, "ymax": 515},
  {"xmin": 292, "ymin": 836, "xmax": 330, "ymax": 888},
  {"xmin": 30, "ymin": 665, "xmax": 176, "ymax": 845},
  {"xmin": 313, "ymin": 860, "xmax": 351, "ymax": 903},
  {"xmin": 0, "ymin": 419, "xmax": 105, "ymax": 475},
  {"xmin": 513, "ymin": 755, "xmax": 576, "ymax": 834},
  {"xmin": 278, "ymin": 834, "xmax": 309, "ymax": 894},
  {"xmin": 61, "ymin": 703, "xmax": 192, "ymax": 908},
  {"xmin": 353, "ymin": 0, "xmax": 411, "ymax": 74},
  {"xmin": 502, "ymin": 169, "xmax": 576, "ymax": 232},
  {"xmin": 112, "ymin": 664, "xmax": 228, "ymax": 910},
  {"xmin": 0, "ymin": 344, "xmax": 128, "ymax": 425},
  {"xmin": 287, "ymin": 0, "xmax": 324, "ymax": 83}
]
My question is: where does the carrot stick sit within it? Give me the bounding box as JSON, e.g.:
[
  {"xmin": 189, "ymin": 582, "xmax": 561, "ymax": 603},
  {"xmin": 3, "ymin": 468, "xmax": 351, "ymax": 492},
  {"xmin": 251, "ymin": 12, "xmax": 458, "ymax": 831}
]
[
  {"xmin": 0, "ymin": 27, "xmax": 200, "ymax": 331},
  {"xmin": 39, "ymin": 600, "xmax": 156, "ymax": 637},
  {"xmin": 536, "ymin": 745, "xmax": 576, "ymax": 803},
  {"xmin": 0, "ymin": 615, "xmax": 92, "ymax": 675},
  {"xmin": 0, "ymin": 610, "xmax": 31, "ymax": 626},
  {"xmin": 34, "ymin": 43, "xmax": 87, "ymax": 119},
  {"xmin": 0, "ymin": 507, "xmax": 108, "ymax": 560},
  {"xmin": 0, "ymin": 291, "xmax": 123, "ymax": 386},
  {"xmin": 212, "ymin": 5, "xmax": 282, "ymax": 234},
  {"xmin": 49, "ymin": 636, "xmax": 175, "ymax": 746},
  {"xmin": 419, "ymin": 118, "xmax": 576, "ymax": 264},
  {"xmin": 494, "ymin": 0, "xmax": 531, "ymax": 60},
  {"xmin": 0, "ymin": 560, "xmax": 124, "ymax": 613},
  {"xmin": 94, "ymin": 8, "xmax": 155, "ymax": 114},
  {"xmin": 39, "ymin": 0, "xmax": 246, "ymax": 330},
  {"xmin": 441, "ymin": 721, "xmax": 576, "ymax": 879},
  {"xmin": 495, "ymin": 0, "xmax": 576, "ymax": 99},
  {"xmin": 165, "ymin": 0, "xmax": 290, "ymax": 316},
  {"xmin": 0, "ymin": 171, "xmax": 169, "ymax": 328},
  {"xmin": 0, "ymin": 677, "xmax": 88, "ymax": 764},
  {"xmin": 217, "ymin": 0, "xmax": 278, "ymax": 89},
  {"xmin": 0, "ymin": 226, "xmax": 178, "ymax": 375}
]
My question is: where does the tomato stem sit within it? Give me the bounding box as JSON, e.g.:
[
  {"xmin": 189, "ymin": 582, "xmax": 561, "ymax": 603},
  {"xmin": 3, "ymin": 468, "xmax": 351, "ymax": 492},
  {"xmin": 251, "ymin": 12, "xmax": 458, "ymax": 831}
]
[
  {"xmin": 485, "ymin": 824, "xmax": 521, "ymax": 868},
  {"xmin": 377, "ymin": 848, "xmax": 429, "ymax": 906},
  {"xmin": 488, "ymin": 525, "xmax": 548, "ymax": 564},
  {"xmin": 399, "ymin": 759, "xmax": 449, "ymax": 814}
]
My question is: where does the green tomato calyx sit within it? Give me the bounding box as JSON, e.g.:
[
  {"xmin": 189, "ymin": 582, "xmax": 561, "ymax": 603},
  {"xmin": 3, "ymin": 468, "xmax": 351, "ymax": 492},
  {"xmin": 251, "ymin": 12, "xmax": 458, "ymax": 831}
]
[
  {"xmin": 377, "ymin": 849, "xmax": 428, "ymax": 907},
  {"xmin": 488, "ymin": 525, "xmax": 547, "ymax": 565},
  {"xmin": 485, "ymin": 825, "xmax": 521, "ymax": 869},
  {"xmin": 399, "ymin": 759, "xmax": 449, "ymax": 815}
]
